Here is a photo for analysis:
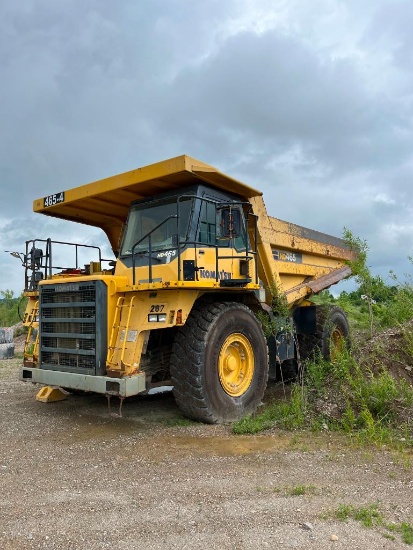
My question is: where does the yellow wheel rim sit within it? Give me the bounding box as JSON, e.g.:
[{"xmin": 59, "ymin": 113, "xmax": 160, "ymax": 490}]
[{"xmin": 218, "ymin": 333, "xmax": 254, "ymax": 397}]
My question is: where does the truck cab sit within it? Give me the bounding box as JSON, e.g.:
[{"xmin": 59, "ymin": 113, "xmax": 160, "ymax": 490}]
[{"xmin": 118, "ymin": 184, "xmax": 257, "ymax": 287}]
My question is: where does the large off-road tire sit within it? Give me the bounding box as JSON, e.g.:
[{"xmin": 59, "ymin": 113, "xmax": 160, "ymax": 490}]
[
  {"xmin": 298, "ymin": 306, "xmax": 350, "ymax": 363},
  {"xmin": 170, "ymin": 302, "xmax": 269, "ymax": 423}
]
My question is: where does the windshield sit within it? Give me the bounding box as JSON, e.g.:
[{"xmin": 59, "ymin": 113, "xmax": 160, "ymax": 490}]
[{"xmin": 120, "ymin": 197, "xmax": 193, "ymax": 256}]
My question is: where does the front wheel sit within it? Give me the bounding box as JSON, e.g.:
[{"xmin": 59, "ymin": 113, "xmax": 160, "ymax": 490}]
[{"xmin": 170, "ymin": 302, "xmax": 269, "ymax": 423}]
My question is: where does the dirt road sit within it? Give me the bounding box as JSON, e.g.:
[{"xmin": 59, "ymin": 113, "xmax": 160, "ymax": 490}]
[{"xmin": 1, "ymin": 356, "xmax": 412, "ymax": 549}]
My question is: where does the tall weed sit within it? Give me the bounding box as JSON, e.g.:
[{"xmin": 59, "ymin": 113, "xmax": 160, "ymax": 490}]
[{"xmin": 234, "ymin": 348, "xmax": 413, "ymax": 446}]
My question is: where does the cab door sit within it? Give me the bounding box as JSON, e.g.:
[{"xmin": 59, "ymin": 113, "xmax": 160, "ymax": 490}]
[{"xmin": 216, "ymin": 204, "xmax": 251, "ymax": 284}]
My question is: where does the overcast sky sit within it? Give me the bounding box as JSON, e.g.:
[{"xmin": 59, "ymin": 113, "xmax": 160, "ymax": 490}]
[{"xmin": 1, "ymin": 0, "xmax": 412, "ymax": 295}]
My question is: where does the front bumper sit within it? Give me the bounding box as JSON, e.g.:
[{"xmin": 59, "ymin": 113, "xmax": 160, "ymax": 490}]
[{"xmin": 20, "ymin": 368, "xmax": 146, "ymax": 397}]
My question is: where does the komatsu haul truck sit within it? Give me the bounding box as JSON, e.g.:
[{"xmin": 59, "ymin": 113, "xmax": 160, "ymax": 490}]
[{"xmin": 19, "ymin": 155, "xmax": 353, "ymax": 422}]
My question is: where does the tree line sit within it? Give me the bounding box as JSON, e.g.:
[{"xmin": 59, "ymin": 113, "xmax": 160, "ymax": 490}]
[{"xmin": 0, "ymin": 290, "xmax": 27, "ymax": 327}]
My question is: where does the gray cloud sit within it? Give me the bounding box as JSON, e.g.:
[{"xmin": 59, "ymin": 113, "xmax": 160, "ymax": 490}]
[{"xmin": 1, "ymin": 0, "xmax": 413, "ymax": 294}]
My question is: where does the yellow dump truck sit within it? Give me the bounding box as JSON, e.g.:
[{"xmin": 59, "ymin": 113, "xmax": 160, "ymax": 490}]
[{"xmin": 19, "ymin": 155, "xmax": 354, "ymax": 422}]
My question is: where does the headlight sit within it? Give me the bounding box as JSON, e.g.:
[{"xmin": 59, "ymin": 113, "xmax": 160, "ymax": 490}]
[{"xmin": 148, "ymin": 313, "xmax": 167, "ymax": 323}]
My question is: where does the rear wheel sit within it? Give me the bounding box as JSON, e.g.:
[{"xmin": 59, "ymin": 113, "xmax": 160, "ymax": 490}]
[
  {"xmin": 298, "ymin": 306, "xmax": 350, "ymax": 363},
  {"xmin": 170, "ymin": 302, "xmax": 269, "ymax": 423}
]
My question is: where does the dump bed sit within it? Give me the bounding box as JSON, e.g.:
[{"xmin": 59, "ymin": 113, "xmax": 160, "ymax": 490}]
[
  {"xmin": 34, "ymin": 155, "xmax": 353, "ymax": 304},
  {"xmin": 249, "ymin": 195, "xmax": 353, "ymax": 304}
]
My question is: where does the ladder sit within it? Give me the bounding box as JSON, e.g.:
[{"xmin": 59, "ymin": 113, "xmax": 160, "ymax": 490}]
[
  {"xmin": 23, "ymin": 300, "xmax": 40, "ymax": 365},
  {"xmin": 107, "ymin": 295, "xmax": 136, "ymax": 370}
]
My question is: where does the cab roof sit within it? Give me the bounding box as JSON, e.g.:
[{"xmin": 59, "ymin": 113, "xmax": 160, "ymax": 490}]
[{"xmin": 33, "ymin": 155, "xmax": 262, "ymax": 254}]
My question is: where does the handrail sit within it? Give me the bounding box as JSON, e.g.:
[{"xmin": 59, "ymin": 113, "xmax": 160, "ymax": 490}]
[{"xmin": 24, "ymin": 238, "xmax": 111, "ymax": 291}]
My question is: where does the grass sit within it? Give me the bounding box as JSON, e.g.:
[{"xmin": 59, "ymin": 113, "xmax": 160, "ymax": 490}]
[
  {"xmin": 332, "ymin": 503, "xmax": 413, "ymax": 545},
  {"xmin": 233, "ymin": 345, "xmax": 413, "ymax": 450},
  {"xmin": 256, "ymin": 484, "xmax": 317, "ymax": 496},
  {"xmin": 334, "ymin": 503, "xmax": 383, "ymax": 527},
  {"xmin": 233, "ymin": 384, "xmax": 306, "ymax": 435},
  {"xmin": 401, "ymin": 523, "xmax": 413, "ymax": 545},
  {"xmin": 402, "ymin": 326, "xmax": 413, "ymax": 359},
  {"xmin": 286, "ymin": 484, "xmax": 316, "ymax": 496}
]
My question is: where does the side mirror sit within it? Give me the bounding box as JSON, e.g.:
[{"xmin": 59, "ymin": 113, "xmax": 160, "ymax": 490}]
[
  {"xmin": 218, "ymin": 207, "xmax": 241, "ymax": 239},
  {"xmin": 28, "ymin": 248, "xmax": 43, "ymax": 268}
]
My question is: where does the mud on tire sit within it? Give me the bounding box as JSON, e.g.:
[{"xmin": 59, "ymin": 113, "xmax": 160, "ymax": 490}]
[{"xmin": 170, "ymin": 301, "xmax": 269, "ymax": 423}]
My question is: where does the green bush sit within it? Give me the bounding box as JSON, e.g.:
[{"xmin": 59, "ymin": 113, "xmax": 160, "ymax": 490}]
[
  {"xmin": 233, "ymin": 348, "xmax": 413, "ymax": 446},
  {"xmin": 0, "ymin": 289, "xmax": 26, "ymax": 327}
]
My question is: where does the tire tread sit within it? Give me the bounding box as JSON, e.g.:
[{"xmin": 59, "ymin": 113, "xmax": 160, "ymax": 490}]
[{"xmin": 170, "ymin": 301, "xmax": 268, "ymax": 423}]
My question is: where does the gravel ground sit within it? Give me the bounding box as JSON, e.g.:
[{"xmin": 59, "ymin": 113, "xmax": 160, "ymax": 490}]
[{"xmin": 1, "ymin": 355, "xmax": 413, "ymax": 550}]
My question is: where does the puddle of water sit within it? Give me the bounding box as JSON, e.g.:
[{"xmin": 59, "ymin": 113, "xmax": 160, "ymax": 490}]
[
  {"xmin": 54, "ymin": 411, "xmax": 290, "ymax": 454},
  {"xmin": 147, "ymin": 386, "xmax": 173, "ymax": 395}
]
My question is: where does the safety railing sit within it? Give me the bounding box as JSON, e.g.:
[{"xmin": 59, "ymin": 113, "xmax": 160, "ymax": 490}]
[{"xmin": 24, "ymin": 238, "xmax": 112, "ymax": 291}]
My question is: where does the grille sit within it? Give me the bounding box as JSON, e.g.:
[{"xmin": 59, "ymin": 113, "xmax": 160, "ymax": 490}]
[
  {"xmin": 39, "ymin": 281, "xmax": 107, "ymax": 375},
  {"xmin": 42, "ymin": 337, "xmax": 95, "ymax": 350},
  {"xmin": 41, "ymin": 352, "xmax": 96, "ymax": 370},
  {"xmin": 42, "ymin": 322, "xmax": 95, "ymax": 334},
  {"xmin": 42, "ymin": 286, "xmax": 95, "ymax": 303},
  {"xmin": 42, "ymin": 306, "xmax": 95, "ymax": 319}
]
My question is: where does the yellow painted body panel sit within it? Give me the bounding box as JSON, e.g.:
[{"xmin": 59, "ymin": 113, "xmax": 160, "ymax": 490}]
[
  {"xmin": 114, "ymin": 246, "xmax": 258, "ymax": 290},
  {"xmin": 106, "ymin": 289, "xmax": 202, "ymax": 376}
]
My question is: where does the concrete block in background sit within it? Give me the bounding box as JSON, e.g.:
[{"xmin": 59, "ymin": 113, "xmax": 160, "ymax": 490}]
[
  {"xmin": 0, "ymin": 328, "xmax": 15, "ymax": 358},
  {"xmin": 0, "ymin": 327, "xmax": 14, "ymax": 343}
]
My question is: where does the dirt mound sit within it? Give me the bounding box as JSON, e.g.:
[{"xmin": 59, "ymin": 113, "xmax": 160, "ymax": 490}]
[{"xmin": 355, "ymin": 320, "xmax": 413, "ymax": 385}]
